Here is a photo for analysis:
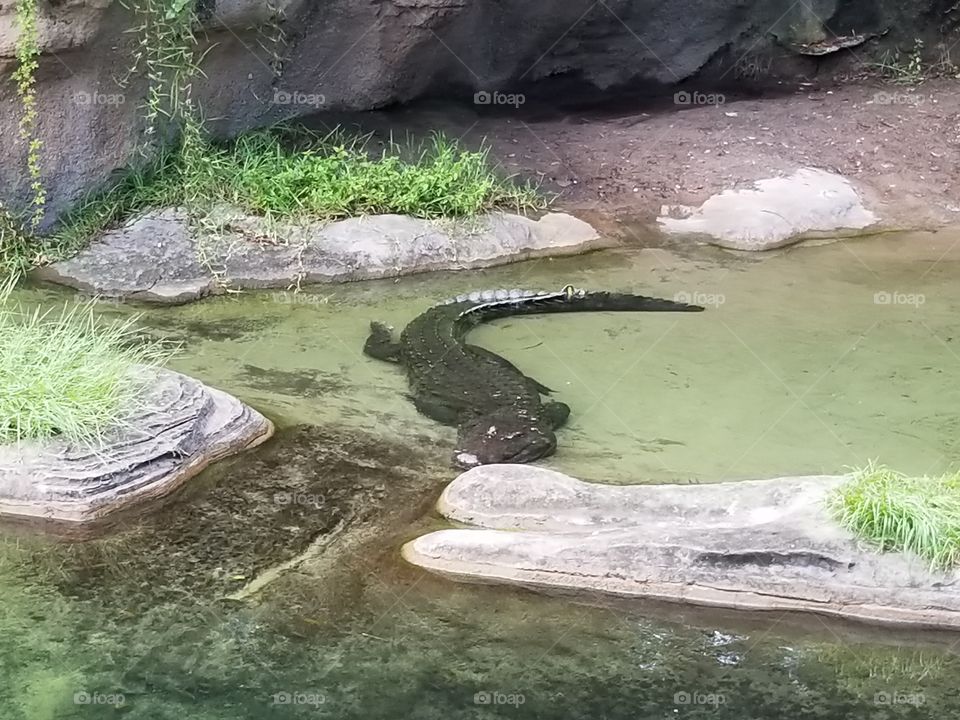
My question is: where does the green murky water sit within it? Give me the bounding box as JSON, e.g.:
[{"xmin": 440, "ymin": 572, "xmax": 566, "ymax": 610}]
[
  {"xmin": 132, "ymin": 230, "xmax": 960, "ymax": 482},
  {"xmin": 3, "ymin": 231, "xmax": 960, "ymax": 719}
]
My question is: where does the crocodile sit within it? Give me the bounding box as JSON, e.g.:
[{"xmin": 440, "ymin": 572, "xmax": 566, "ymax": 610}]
[{"xmin": 364, "ymin": 286, "xmax": 704, "ymax": 468}]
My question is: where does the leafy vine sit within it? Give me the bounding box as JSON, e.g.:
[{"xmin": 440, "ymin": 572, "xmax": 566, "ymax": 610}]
[
  {"xmin": 122, "ymin": 0, "xmax": 203, "ymax": 147},
  {"xmin": 12, "ymin": 0, "xmax": 45, "ymax": 230}
]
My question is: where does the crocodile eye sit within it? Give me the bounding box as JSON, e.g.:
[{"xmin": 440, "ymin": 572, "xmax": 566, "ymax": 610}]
[{"xmin": 563, "ymin": 285, "xmax": 575, "ymax": 300}]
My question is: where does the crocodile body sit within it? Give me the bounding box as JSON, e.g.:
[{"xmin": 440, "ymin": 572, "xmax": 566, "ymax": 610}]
[{"xmin": 364, "ymin": 286, "xmax": 704, "ymax": 467}]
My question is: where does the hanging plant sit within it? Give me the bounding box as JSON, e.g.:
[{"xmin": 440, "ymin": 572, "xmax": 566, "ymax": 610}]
[
  {"xmin": 12, "ymin": 0, "xmax": 45, "ymax": 230},
  {"xmin": 122, "ymin": 0, "xmax": 202, "ymax": 145}
]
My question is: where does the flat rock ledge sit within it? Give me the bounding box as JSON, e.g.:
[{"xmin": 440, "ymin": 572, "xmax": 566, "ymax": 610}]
[
  {"xmin": 35, "ymin": 208, "xmax": 606, "ymax": 304},
  {"xmin": 0, "ymin": 368, "xmax": 273, "ymax": 527},
  {"xmin": 403, "ymin": 465, "xmax": 960, "ymax": 630},
  {"xmin": 657, "ymin": 168, "xmax": 878, "ymax": 251}
]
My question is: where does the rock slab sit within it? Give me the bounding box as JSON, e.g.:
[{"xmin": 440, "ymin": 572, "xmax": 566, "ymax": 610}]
[
  {"xmin": 0, "ymin": 368, "xmax": 273, "ymax": 526},
  {"xmin": 403, "ymin": 465, "xmax": 960, "ymax": 629},
  {"xmin": 657, "ymin": 168, "xmax": 878, "ymax": 251},
  {"xmin": 35, "ymin": 209, "xmax": 605, "ymax": 303}
]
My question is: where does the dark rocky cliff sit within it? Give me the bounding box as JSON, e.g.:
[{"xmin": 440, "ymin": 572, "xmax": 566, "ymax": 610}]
[{"xmin": 0, "ymin": 0, "xmax": 951, "ymax": 223}]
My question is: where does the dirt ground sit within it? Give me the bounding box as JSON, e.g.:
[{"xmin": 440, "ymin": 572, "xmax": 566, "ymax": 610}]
[{"xmin": 312, "ymin": 79, "xmax": 960, "ymax": 239}]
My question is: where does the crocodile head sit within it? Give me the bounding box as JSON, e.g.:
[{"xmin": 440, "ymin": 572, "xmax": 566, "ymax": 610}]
[{"xmin": 453, "ymin": 412, "xmax": 557, "ymax": 468}]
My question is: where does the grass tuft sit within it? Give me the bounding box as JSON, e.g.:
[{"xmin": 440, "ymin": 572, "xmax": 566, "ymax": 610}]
[
  {"xmin": 204, "ymin": 129, "xmax": 545, "ymax": 220},
  {"xmin": 0, "ymin": 280, "xmax": 172, "ymax": 446},
  {"xmin": 827, "ymin": 461, "xmax": 960, "ymax": 569},
  {"xmin": 20, "ymin": 128, "xmax": 544, "ymax": 275},
  {"xmin": 0, "ymin": 204, "xmax": 35, "ymax": 281},
  {"xmin": 866, "ymin": 38, "xmax": 959, "ymax": 84}
]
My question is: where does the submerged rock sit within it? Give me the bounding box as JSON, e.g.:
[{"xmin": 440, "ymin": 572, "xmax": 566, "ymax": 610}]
[
  {"xmin": 404, "ymin": 465, "xmax": 960, "ymax": 630},
  {"xmin": 16, "ymin": 425, "xmax": 446, "ymax": 610},
  {"xmin": 657, "ymin": 168, "xmax": 878, "ymax": 251},
  {"xmin": 35, "ymin": 209, "xmax": 605, "ymax": 303},
  {"xmin": 0, "ymin": 368, "xmax": 273, "ymax": 527}
]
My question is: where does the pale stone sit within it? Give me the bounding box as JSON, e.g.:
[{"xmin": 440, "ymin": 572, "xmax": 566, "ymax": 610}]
[{"xmin": 657, "ymin": 168, "xmax": 878, "ymax": 251}]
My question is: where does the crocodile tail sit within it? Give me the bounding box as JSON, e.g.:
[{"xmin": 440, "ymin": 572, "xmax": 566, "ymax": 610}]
[
  {"xmin": 466, "ymin": 291, "xmax": 706, "ymax": 319},
  {"xmin": 447, "ymin": 289, "xmax": 707, "ymax": 330},
  {"xmin": 589, "ymin": 292, "xmax": 705, "ymax": 312}
]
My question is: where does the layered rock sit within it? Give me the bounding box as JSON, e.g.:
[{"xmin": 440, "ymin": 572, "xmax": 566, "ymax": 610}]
[
  {"xmin": 404, "ymin": 465, "xmax": 960, "ymax": 629},
  {"xmin": 0, "ymin": 368, "xmax": 273, "ymax": 526}
]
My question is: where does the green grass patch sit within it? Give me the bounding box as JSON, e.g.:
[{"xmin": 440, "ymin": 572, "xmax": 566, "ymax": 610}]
[
  {"xmin": 200, "ymin": 129, "xmax": 545, "ymax": 219},
  {"xmin": 828, "ymin": 462, "xmax": 960, "ymax": 569},
  {"xmin": 0, "ymin": 280, "xmax": 171, "ymax": 446},
  {"xmin": 11, "ymin": 127, "xmax": 545, "ymax": 275},
  {"xmin": 0, "ymin": 204, "xmax": 37, "ymax": 281}
]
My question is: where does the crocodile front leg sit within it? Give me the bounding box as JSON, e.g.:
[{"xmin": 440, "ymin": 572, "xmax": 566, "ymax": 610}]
[
  {"xmin": 465, "ymin": 344, "xmax": 554, "ymax": 394},
  {"xmin": 363, "ymin": 321, "xmax": 402, "ymax": 363}
]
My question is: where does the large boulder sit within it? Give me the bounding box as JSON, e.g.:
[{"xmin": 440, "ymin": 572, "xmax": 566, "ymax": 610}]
[
  {"xmin": 404, "ymin": 464, "xmax": 960, "ymax": 629},
  {"xmin": 0, "ymin": 0, "xmax": 943, "ymax": 223}
]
